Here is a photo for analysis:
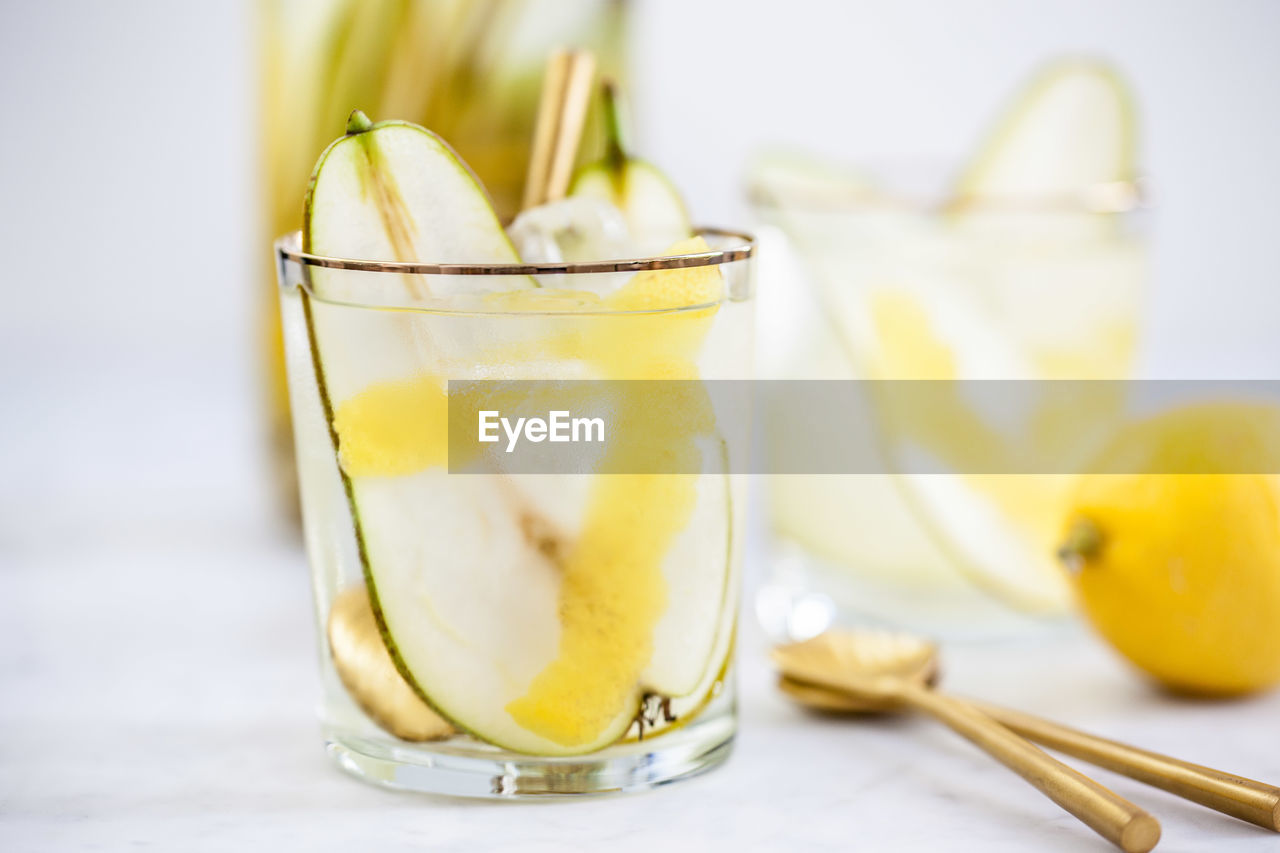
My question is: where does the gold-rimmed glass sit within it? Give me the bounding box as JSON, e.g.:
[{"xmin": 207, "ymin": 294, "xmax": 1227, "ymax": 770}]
[
  {"xmin": 276, "ymin": 229, "xmax": 754, "ymax": 797},
  {"xmin": 750, "ymin": 163, "xmax": 1147, "ymax": 639}
]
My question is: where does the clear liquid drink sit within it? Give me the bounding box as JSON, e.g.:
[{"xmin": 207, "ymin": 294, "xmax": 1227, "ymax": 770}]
[{"xmin": 277, "ymin": 231, "xmax": 754, "ymax": 796}]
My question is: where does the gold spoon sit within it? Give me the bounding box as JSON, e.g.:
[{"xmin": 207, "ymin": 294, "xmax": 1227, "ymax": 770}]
[
  {"xmin": 775, "ymin": 631, "xmax": 1280, "ymax": 834},
  {"xmin": 327, "ymin": 587, "xmax": 453, "ymax": 742},
  {"xmin": 773, "ymin": 631, "xmax": 1161, "ymax": 853}
]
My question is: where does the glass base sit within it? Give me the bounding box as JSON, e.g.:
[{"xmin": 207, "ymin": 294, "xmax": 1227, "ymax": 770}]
[
  {"xmin": 757, "ymin": 541, "xmax": 1069, "ymax": 643},
  {"xmin": 323, "ymin": 711, "xmax": 736, "ymax": 798}
]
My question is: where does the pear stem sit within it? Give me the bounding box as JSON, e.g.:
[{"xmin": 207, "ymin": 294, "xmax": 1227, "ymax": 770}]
[
  {"xmin": 346, "ymin": 109, "xmax": 374, "ymax": 135},
  {"xmin": 601, "ymin": 78, "xmax": 628, "ymax": 174},
  {"xmin": 1058, "ymin": 518, "xmax": 1104, "ymax": 573}
]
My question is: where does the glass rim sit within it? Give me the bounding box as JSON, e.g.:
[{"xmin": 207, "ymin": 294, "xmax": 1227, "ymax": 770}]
[
  {"xmin": 747, "ymin": 176, "xmax": 1147, "ymax": 216},
  {"xmin": 275, "ymin": 226, "xmax": 755, "ymax": 276}
]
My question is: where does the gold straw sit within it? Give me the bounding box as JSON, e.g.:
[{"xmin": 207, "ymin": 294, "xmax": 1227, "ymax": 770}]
[{"xmin": 521, "ymin": 48, "xmax": 597, "ymax": 211}]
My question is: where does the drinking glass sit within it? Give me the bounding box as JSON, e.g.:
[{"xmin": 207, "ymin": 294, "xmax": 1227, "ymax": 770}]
[
  {"xmin": 750, "ymin": 164, "xmax": 1145, "ymax": 638},
  {"xmin": 276, "ymin": 230, "xmax": 754, "ymax": 796}
]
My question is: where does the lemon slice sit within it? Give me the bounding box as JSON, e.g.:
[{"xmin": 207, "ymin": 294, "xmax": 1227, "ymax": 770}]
[{"xmin": 861, "ymin": 289, "xmax": 1076, "ymax": 614}]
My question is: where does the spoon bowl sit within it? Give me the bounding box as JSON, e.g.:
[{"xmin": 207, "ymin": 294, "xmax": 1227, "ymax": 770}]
[{"xmin": 771, "ymin": 629, "xmax": 939, "ymax": 712}]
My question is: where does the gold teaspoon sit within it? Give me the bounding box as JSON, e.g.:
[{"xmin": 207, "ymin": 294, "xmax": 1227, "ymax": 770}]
[
  {"xmin": 773, "ymin": 631, "xmax": 1160, "ymax": 853},
  {"xmin": 775, "ymin": 634, "xmax": 1279, "ymax": 832}
]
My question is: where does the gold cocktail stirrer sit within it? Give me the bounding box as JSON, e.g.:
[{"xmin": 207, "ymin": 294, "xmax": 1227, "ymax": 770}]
[{"xmin": 521, "ymin": 48, "xmax": 597, "ymax": 211}]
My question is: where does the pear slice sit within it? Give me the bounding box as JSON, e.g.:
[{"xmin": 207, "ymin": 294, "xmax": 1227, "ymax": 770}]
[
  {"xmin": 952, "ymin": 59, "xmax": 1137, "ymax": 206},
  {"xmin": 487, "ymin": 248, "xmax": 734, "ymax": 749},
  {"xmin": 569, "ymin": 80, "xmax": 692, "ymax": 254},
  {"xmin": 303, "ymin": 113, "xmax": 617, "ymax": 755},
  {"xmin": 304, "ymin": 110, "xmax": 528, "ymax": 300},
  {"xmin": 640, "ymin": 439, "xmax": 733, "ymax": 697}
]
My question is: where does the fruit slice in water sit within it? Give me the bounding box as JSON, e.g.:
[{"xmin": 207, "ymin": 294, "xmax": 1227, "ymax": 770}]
[
  {"xmin": 642, "ymin": 440, "xmax": 733, "ymax": 696},
  {"xmin": 952, "ymin": 59, "xmax": 1136, "ymax": 204},
  {"xmin": 352, "ymin": 469, "xmax": 583, "ymax": 753},
  {"xmin": 852, "ymin": 63, "xmax": 1140, "ymax": 616},
  {"xmin": 502, "ymin": 466, "xmax": 705, "ymax": 745},
  {"xmin": 504, "ymin": 248, "xmax": 730, "ymax": 747},
  {"xmin": 304, "ymin": 114, "xmax": 593, "ymax": 755},
  {"xmin": 861, "ymin": 290, "xmax": 1075, "ymax": 613},
  {"xmin": 570, "ymin": 81, "xmax": 691, "ymax": 254}
]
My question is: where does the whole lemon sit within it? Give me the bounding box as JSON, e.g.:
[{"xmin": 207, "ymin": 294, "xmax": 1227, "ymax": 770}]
[{"xmin": 1059, "ymin": 403, "xmax": 1280, "ymax": 696}]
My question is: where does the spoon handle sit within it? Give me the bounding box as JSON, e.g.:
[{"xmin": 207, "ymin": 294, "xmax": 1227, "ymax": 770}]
[
  {"xmin": 965, "ymin": 699, "xmax": 1280, "ymax": 832},
  {"xmin": 901, "ymin": 684, "xmax": 1160, "ymax": 853}
]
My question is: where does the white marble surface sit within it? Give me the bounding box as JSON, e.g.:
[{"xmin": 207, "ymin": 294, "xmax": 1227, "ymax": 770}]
[{"xmin": 4, "ymin": 364, "xmax": 1280, "ymax": 852}]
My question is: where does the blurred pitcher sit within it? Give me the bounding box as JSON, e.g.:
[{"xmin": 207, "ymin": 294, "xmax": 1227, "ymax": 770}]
[{"xmin": 257, "ymin": 0, "xmax": 629, "ymax": 521}]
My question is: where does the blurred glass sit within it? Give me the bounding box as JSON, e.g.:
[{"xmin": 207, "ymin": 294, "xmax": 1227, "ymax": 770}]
[
  {"xmin": 750, "ymin": 160, "xmax": 1147, "ymax": 639},
  {"xmin": 258, "ymin": 0, "xmax": 629, "ymax": 521}
]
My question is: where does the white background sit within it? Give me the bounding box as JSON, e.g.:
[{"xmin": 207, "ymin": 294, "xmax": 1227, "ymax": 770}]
[
  {"xmin": 4, "ymin": 0, "xmax": 1279, "ymax": 550},
  {"xmin": 3, "ymin": 0, "xmax": 1278, "ymax": 529},
  {"xmin": 3, "ymin": 1, "xmax": 1279, "ymax": 378},
  {"xmin": 2, "ymin": 3, "xmax": 1279, "ymax": 850}
]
